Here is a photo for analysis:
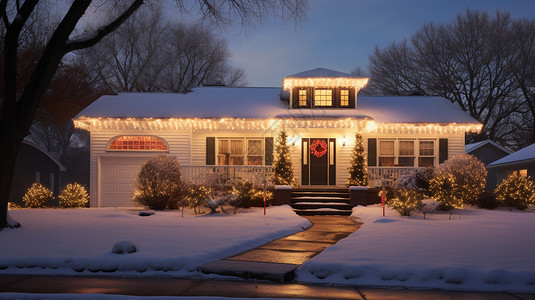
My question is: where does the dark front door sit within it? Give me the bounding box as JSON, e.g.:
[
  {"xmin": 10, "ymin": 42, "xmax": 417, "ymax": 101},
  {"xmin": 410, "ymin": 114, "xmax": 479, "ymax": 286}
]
[{"xmin": 302, "ymin": 138, "xmax": 336, "ymax": 185}]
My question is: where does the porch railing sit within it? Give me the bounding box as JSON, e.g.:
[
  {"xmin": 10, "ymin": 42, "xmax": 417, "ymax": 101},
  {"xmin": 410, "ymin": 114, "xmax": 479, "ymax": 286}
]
[
  {"xmin": 181, "ymin": 165, "xmax": 273, "ymax": 187},
  {"xmin": 367, "ymin": 167, "xmax": 423, "ymax": 187}
]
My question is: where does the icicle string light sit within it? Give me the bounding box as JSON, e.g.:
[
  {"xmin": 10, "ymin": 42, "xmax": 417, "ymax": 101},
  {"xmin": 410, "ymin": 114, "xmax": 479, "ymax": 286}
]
[
  {"xmin": 73, "ymin": 117, "xmax": 482, "ymax": 134},
  {"xmin": 282, "ymin": 77, "xmax": 369, "ymax": 91}
]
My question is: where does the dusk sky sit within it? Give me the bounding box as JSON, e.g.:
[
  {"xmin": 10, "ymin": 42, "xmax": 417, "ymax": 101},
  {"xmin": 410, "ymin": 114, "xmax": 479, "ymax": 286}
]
[{"xmin": 223, "ymin": 0, "xmax": 535, "ymax": 87}]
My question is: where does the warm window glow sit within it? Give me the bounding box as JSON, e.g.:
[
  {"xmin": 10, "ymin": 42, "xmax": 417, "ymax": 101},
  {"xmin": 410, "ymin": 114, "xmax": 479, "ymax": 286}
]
[
  {"xmin": 340, "ymin": 89, "xmax": 349, "ymax": 106},
  {"xmin": 314, "ymin": 89, "xmax": 333, "ymax": 107},
  {"xmin": 398, "ymin": 141, "xmax": 415, "ymax": 167},
  {"xmin": 218, "ymin": 138, "xmax": 263, "ymax": 166},
  {"xmin": 108, "ymin": 136, "xmax": 168, "ymax": 151},
  {"xmin": 298, "ymin": 89, "xmax": 307, "ymax": 106},
  {"xmin": 379, "ymin": 140, "xmax": 395, "ymax": 166},
  {"xmin": 419, "ymin": 141, "xmax": 434, "ymax": 156},
  {"xmin": 519, "ymin": 169, "xmax": 528, "ymax": 177}
]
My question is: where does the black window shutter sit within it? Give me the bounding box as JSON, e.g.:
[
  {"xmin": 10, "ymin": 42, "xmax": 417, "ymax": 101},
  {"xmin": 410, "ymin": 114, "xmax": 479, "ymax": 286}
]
[
  {"xmin": 307, "ymin": 87, "xmax": 313, "ymax": 108},
  {"xmin": 291, "ymin": 88, "xmax": 299, "ymax": 108},
  {"xmin": 368, "ymin": 138, "xmax": 377, "ymax": 167},
  {"xmin": 264, "ymin": 137, "xmax": 274, "ymax": 165},
  {"xmin": 439, "ymin": 138, "xmax": 448, "ymax": 164},
  {"xmin": 349, "ymin": 88, "xmax": 356, "ymax": 108},
  {"xmin": 206, "ymin": 137, "xmax": 215, "ymax": 165}
]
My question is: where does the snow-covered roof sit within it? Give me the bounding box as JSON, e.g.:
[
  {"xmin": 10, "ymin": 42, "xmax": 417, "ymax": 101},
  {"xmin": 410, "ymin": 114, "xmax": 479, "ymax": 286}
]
[
  {"xmin": 465, "ymin": 139, "xmax": 512, "ymax": 154},
  {"xmin": 285, "ymin": 68, "xmax": 361, "ymax": 78},
  {"xmin": 76, "ymin": 86, "xmax": 479, "ymax": 124},
  {"xmin": 488, "ymin": 143, "xmax": 535, "ymax": 167}
]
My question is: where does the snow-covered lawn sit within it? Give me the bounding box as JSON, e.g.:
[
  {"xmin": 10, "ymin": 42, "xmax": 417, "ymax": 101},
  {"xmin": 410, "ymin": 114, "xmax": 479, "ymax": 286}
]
[
  {"xmin": 0, "ymin": 206, "xmax": 310, "ymax": 276},
  {"xmin": 296, "ymin": 205, "xmax": 535, "ymax": 293}
]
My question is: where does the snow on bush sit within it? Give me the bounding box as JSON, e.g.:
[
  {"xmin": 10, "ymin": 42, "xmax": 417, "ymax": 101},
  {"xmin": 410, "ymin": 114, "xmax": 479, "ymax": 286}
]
[
  {"xmin": 386, "ymin": 188, "xmax": 424, "ymax": 216},
  {"xmin": 133, "ymin": 155, "xmax": 185, "ymax": 210},
  {"xmin": 112, "ymin": 241, "xmax": 137, "ymax": 254},
  {"xmin": 22, "ymin": 183, "xmax": 53, "ymax": 208},
  {"xmin": 397, "ymin": 167, "xmax": 434, "ymax": 196},
  {"xmin": 494, "ymin": 173, "xmax": 535, "ymax": 210},
  {"xmin": 431, "ymin": 154, "xmax": 486, "ymax": 209},
  {"xmin": 58, "ymin": 183, "xmax": 89, "ymax": 208}
]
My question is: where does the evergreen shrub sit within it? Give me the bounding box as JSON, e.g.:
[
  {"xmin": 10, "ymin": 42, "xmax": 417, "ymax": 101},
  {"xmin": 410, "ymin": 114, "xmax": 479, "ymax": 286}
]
[
  {"xmin": 272, "ymin": 130, "xmax": 297, "ymax": 187},
  {"xmin": 347, "ymin": 132, "xmax": 368, "ymax": 186},
  {"xmin": 133, "ymin": 155, "xmax": 185, "ymax": 210},
  {"xmin": 23, "ymin": 183, "xmax": 53, "ymax": 208},
  {"xmin": 397, "ymin": 168, "xmax": 434, "ymax": 196},
  {"xmin": 476, "ymin": 191, "xmax": 499, "ymax": 209},
  {"xmin": 386, "ymin": 188, "xmax": 423, "ymax": 216},
  {"xmin": 59, "ymin": 183, "xmax": 89, "ymax": 208},
  {"xmin": 494, "ymin": 173, "xmax": 535, "ymax": 210}
]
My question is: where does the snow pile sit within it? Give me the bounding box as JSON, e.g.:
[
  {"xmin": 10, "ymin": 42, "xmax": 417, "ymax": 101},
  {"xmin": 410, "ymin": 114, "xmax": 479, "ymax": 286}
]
[
  {"xmin": 0, "ymin": 206, "xmax": 309, "ymax": 276},
  {"xmin": 296, "ymin": 205, "xmax": 535, "ymax": 292}
]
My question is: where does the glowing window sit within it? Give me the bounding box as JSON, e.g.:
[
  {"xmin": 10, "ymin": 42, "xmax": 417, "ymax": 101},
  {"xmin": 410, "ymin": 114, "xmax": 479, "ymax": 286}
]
[
  {"xmin": 314, "ymin": 89, "xmax": 333, "ymax": 107},
  {"xmin": 340, "ymin": 89, "xmax": 349, "ymax": 106},
  {"xmin": 298, "ymin": 89, "xmax": 307, "ymax": 106},
  {"xmin": 108, "ymin": 136, "xmax": 168, "ymax": 151},
  {"xmin": 519, "ymin": 169, "xmax": 528, "ymax": 177},
  {"xmin": 379, "ymin": 140, "xmax": 395, "ymax": 166},
  {"xmin": 217, "ymin": 138, "xmax": 263, "ymax": 166}
]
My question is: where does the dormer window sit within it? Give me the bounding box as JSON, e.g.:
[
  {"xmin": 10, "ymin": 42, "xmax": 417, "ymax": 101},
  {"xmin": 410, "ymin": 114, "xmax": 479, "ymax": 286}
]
[
  {"xmin": 314, "ymin": 89, "xmax": 333, "ymax": 107},
  {"xmin": 340, "ymin": 89, "xmax": 349, "ymax": 106},
  {"xmin": 298, "ymin": 89, "xmax": 307, "ymax": 106}
]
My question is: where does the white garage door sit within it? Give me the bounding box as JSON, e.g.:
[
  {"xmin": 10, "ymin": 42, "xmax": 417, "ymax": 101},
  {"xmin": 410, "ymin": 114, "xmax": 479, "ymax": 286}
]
[{"xmin": 99, "ymin": 156, "xmax": 151, "ymax": 207}]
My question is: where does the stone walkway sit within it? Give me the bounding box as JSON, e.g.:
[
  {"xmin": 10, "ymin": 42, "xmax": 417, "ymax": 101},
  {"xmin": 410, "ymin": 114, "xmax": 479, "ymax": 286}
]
[{"xmin": 198, "ymin": 215, "xmax": 361, "ymax": 282}]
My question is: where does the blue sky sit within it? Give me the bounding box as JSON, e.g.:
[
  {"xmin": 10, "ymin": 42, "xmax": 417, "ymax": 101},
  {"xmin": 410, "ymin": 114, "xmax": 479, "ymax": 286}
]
[{"xmin": 224, "ymin": 0, "xmax": 535, "ymax": 87}]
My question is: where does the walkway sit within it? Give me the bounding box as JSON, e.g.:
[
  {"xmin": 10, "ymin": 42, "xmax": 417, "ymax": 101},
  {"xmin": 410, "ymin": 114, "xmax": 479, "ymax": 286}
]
[{"xmin": 199, "ymin": 215, "xmax": 360, "ymax": 282}]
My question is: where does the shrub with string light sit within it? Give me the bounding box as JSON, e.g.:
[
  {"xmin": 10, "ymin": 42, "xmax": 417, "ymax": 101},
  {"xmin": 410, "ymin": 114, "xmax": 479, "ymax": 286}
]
[
  {"xmin": 397, "ymin": 167, "xmax": 434, "ymax": 197},
  {"xmin": 133, "ymin": 155, "xmax": 185, "ymax": 210},
  {"xmin": 432, "ymin": 154, "xmax": 486, "ymax": 207},
  {"xmin": 386, "ymin": 188, "xmax": 424, "ymax": 216},
  {"xmin": 271, "ymin": 130, "xmax": 297, "ymax": 187},
  {"xmin": 58, "ymin": 183, "xmax": 89, "ymax": 208},
  {"xmin": 495, "ymin": 173, "xmax": 535, "ymax": 210},
  {"xmin": 430, "ymin": 172, "xmax": 463, "ymax": 210},
  {"xmin": 23, "ymin": 183, "xmax": 53, "ymax": 208},
  {"xmin": 184, "ymin": 185, "xmax": 210, "ymax": 216},
  {"xmin": 347, "ymin": 132, "xmax": 368, "ymax": 186}
]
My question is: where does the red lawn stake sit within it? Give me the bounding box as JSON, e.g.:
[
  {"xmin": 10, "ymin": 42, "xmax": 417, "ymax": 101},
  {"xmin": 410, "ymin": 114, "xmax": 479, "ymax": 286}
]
[
  {"xmin": 263, "ymin": 180, "xmax": 267, "ymax": 215},
  {"xmin": 381, "ymin": 179, "xmax": 386, "ymax": 217}
]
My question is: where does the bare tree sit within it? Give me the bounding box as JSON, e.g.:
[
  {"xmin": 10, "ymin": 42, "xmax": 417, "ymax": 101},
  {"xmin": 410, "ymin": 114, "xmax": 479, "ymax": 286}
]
[
  {"xmin": 0, "ymin": 0, "xmax": 307, "ymax": 230},
  {"xmin": 367, "ymin": 10, "xmax": 531, "ymax": 147}
]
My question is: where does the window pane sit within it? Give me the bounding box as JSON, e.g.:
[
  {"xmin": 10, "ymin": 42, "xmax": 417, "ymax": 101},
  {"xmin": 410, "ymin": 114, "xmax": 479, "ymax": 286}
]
[
  {"xmin": 398, "ymin": 157, "xmax": 414, "ymax": 167},
  {"xmin": 247, "ymin": 156, "xmax": 263, "ymax": 165},
  {"xmin": 219, "ymin": 140, "xmax": 229, "ymax": 154},
  {"xmin": 340, "ymin": 89, "xmax": 349, "ymax": 106},
  {"xmin": 379, "ymin": 141, "xmax": 394, "ymax": 155},
  {"xmin": 379, "ymin": 157, "xmax": 395, "ymax": 166},
  {"xmin": 399, "ymin": 141, "xmax": 414, "ymax": 156},
  {"xmin": 420, "ymin": 141, "xmax": 434, "ymax": 156},
  {"xmin": 109, "ymin": 136, "xmax": 167, "ymax": 151},
  {"xmin": 314, "ymin": 89, "xmax": 333, "ymax": 107},
  {"xmin": 248, "ymin": 140, "xmax": 262, "ymax": 156},
  {"xmin": 231, "ymin": 140, "xmax": 244, "ymax": 155},
  {"xmin": 519, "ymin": 169, "xmax": 528, "ymax": 177},
  {"xmin": 299, "ymin": 89, "xmax": 307, "ymax": 106},
  {"xmin": 230, "ymin": 156, "xmax": 244, "ymax": 165},
  {"xmin": 419, "ymin": 157, "xmax": 434, "ymax": 167}
]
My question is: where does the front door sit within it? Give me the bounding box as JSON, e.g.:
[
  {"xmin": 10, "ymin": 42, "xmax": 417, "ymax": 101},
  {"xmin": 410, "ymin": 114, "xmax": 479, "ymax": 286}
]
[{"xmin": 301, "ymin": 138, "xmax": 336, "ymax": 185}]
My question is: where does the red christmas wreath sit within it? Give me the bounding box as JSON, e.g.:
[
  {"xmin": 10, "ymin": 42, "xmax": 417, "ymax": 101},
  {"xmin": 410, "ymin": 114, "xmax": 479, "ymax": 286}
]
[{"xmin": 310, "ymin": 139, "xmax": 328, "ymax": 157}]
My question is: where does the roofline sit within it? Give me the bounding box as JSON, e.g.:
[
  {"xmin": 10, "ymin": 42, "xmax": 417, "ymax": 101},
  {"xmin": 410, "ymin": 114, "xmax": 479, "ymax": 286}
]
[
  {"xmin": 466, "ymin": 140, "xmax": 512, "ymax": 155},
  {"xmin": 487, "ymin": 157, "xmax": 535, "ymax": 168},
  {"xmin": 22, "ymin": 140, "xmax": 67, "ymax": 171}
]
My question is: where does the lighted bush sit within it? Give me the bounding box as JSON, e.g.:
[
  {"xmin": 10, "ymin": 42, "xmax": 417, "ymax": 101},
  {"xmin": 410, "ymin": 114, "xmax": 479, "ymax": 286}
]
[
  {"xmin": 232, "ymin": 179, "xmax": 273, "ymax": 210},
  {"xmin": 431, "ymin": 154, "xmax": 487, "ymax": 208},
  {"xmin": 397, "ymin": 167, "xmax": 434, "ymax": 196},
  {"xmin": 185, "ymin": 185, "xmax": 210, "ymax": 215},
  {"xmin": 495, "ymin": 173, "xmax": 535, "ymax": 210},
  {"xmin": 59, "ymin": 183, "xmax": 89, "ymax": 208},
  {"xmin": 132, "ymin": 155, "xmax": 185, "ymax": 210},
  {"xmin": 430, "ymin": 172, "xmax": 463, "ymax": 210},
  {"xmin": 386, "ymin": 188, "xmax": 424, "ymax": 216},
  {"xmin": 23, "ymin": 183, "xmax": 53, "ymax": 208}
]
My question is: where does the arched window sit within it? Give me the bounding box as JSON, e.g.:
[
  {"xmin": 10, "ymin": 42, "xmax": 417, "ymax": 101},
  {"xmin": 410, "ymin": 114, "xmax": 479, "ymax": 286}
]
[{"xmin": 107, "ymin": 136, "xmax": 169, "ymax": 151}]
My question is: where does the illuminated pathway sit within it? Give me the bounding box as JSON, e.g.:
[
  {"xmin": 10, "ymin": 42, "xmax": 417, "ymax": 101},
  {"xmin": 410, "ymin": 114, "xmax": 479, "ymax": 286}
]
[{"xmin": 199, "ymin": 215, "xmax": 360, "ymax": 282}]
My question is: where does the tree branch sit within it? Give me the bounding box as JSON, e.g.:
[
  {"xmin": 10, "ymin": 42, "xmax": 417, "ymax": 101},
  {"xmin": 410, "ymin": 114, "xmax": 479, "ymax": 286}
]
[{"xmin": 64, "ymin": 0, "xmax": 143, "ymax": 53}]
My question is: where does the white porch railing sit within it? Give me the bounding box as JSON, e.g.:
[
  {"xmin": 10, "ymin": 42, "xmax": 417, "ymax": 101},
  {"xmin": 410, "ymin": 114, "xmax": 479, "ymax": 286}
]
[
  {"xmin": 367, "ymin": 167, "xmax": 423, "ymax": 187},
  {"xmin": 181, "ymin": 165, "xmax": 273, "ymax": 187}
]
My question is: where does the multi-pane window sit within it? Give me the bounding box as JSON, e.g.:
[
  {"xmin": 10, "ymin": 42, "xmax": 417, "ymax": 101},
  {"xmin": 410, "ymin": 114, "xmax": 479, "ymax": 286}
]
[
  {"xmin": 298, "ymin": 89, "xmax": 307, "ymax": 106},
  {"xmin": 108, "ymin": 136, "xmax": 168, "ymax": 151},
  {"xmin": 340, "ymin": 89, "xmax": 349, "ymax": 106},
  {"xmin": 379, "ymin": 140, "xmax": 395, "ymax": 166},
  {"xmin": 314, "ymin": 89, "xmax": 333, "ymax": 107},
  {"xmin": 418, "ymin": 140, "xmax": 435, "ymax": 167},
  {"xmin": 398, "ymin": 141, "xmax": 415, "ymax": 167},
  {"xmin": 218, "ymin": 138, "xmax": 263, "ymax": 166}
]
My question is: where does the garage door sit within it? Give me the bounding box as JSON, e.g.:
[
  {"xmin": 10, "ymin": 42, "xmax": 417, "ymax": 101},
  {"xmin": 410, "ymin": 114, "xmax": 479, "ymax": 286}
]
[{"xmin": 99, "ymin": 156, "xmax": 151, "ymax": 207}]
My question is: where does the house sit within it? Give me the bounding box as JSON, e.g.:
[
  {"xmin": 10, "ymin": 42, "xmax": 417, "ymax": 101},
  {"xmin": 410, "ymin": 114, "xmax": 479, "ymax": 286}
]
[
  {"xmin": 465, "ymin": 139, "xmax": 512, "ymax": 190},
  {"xmin": 74, "ymin": 68, "xmax": 481, "ymax": 207},
  {"xmin": 488, "ymin": 142, "xmax": 535, "ymax": 186},
  {"xmin": 10, "ymin": 140, "xmax": 66, "ymax": 206}
]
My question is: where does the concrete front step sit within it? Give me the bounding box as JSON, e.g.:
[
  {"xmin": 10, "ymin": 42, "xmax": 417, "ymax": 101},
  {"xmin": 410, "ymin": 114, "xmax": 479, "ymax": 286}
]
[
  {"xmin": 291, "ymin": 202, "xmax": 352, "ymax": 210},
  {"xmin": 294, "ymin": 209, "xmax": 352, "ymax": 216},
  {"xmin": 199, "ymin": 260, "xmax": 298, "ymax": 282},
  {"xmin": 291, "ymin": 191, "xmax": 350, "ymax": 198},
  {"xmin": 292, "ymin": 196, "xmax": 351, "ymax": 204}
]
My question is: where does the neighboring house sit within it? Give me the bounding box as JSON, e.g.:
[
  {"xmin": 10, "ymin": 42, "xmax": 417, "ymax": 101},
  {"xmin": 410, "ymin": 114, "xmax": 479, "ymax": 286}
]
[
  {"xmin": 488, "ymin": 142, "xmax": 535, "ymax": 186},
  {"xmin": 465, "ymin": 139, "xmax": 512, "ymax": 190},
  {"xmin": 10, "ymin": 140, "xmax": 66, "ymax": 206},
  {"xmin": 74, "ymin": 68, "xmax": 481, "ymax": 207}
]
